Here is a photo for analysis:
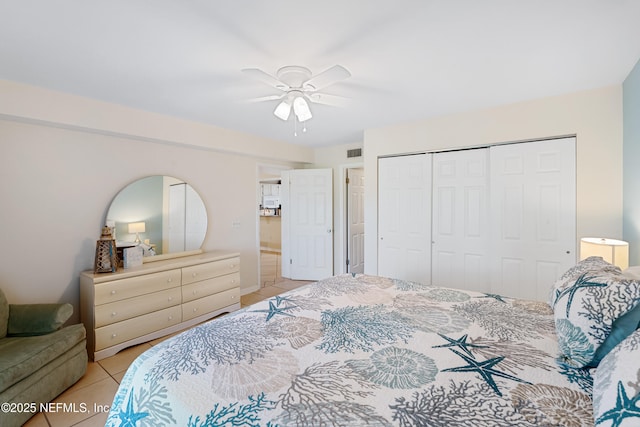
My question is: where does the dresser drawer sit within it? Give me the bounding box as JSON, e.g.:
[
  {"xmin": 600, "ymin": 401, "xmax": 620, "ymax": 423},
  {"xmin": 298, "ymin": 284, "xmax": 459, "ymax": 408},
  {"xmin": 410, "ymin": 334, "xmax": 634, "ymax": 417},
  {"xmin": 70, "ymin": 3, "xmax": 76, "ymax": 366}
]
[
  {"xmin": 95, "ymin": 269, "xmax": 181, "ymax": 305},
  {"xmin": 95, "ymin": 287, "xmax": 181, "ymax": 328},
  {"xmin": 95, "ymin": 305, "xmax": 182, "ymax": 351},
  {"xmin": 182, "ymin": 257, "xmax": 240, "ymax": 285},
  {"xmin": 182, "ymin": 272, "xmax": 240, "ymax": 303},
  {"xmin": 182, "ymin": 287, "xmax": 240, "ymax": 321}
]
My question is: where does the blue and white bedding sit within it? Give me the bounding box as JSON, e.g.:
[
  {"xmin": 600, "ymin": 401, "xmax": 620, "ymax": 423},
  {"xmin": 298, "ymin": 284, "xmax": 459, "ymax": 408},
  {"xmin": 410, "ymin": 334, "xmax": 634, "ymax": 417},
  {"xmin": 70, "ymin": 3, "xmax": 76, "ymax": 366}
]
[{"xmin": 106, "ymin": 273, "xmax": 597, "ymax": 427}]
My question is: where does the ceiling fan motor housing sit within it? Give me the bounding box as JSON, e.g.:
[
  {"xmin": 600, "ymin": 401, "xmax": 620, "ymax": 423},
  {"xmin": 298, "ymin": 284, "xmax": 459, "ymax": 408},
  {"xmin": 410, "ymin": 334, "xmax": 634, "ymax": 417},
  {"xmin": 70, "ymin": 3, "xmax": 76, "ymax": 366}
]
[{"xmin": 276, "ymin": 66, "xmax": 313, "ymax": 89}]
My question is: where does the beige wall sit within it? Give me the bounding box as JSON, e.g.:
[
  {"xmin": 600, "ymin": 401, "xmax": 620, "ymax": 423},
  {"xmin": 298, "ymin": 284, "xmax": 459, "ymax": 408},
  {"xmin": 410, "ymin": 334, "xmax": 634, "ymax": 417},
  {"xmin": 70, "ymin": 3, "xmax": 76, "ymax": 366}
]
[
  {"xmin": 0, "ymin": 80, "xmax": 313, "ymax": 322},
  {"xmin": 363, "ymin": 85, "xmax": 624, "ymax": 274},
  {"xmin": 0, "ymin": 80, "xmax": 313, "ymax": 163}
]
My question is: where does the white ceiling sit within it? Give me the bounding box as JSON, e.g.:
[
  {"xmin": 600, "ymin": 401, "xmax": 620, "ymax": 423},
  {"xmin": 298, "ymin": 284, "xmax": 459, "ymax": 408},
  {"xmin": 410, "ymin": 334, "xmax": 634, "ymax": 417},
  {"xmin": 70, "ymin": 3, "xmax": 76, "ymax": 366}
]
[{"xmin": 2, "ymin": 1, "xmax": 640, "ymax": 147}]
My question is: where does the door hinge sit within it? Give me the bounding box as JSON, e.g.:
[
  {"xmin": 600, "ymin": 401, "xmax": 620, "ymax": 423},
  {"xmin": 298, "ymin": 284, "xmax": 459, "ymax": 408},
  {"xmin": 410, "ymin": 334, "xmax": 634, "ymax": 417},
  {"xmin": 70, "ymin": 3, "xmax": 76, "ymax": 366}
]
[
  {"xmin": 346, "ymin": 177, "xmax": 350, "ymax": 184},
  {"xmin": 346, "ymin": 259, "xmax": 350, "ymax": 266},
  {"xmin": 290, "ymin": 259, "xmax": 293, "ymax": 265}
]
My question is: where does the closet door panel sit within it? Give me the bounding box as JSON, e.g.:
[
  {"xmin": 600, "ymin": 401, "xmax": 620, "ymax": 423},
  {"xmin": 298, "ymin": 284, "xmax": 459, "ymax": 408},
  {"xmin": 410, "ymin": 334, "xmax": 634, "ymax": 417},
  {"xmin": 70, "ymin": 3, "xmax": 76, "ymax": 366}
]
[
  {"xmin": 490, "ymin": 138, "xmax": 576, "ymax": 300},
  {"xmin": 432, "ymin": 149, "xmax": 490, "ymax": 292},
  {"xmin": 378, "ymin": 154, "xmax": 431, "ymax": 283}
]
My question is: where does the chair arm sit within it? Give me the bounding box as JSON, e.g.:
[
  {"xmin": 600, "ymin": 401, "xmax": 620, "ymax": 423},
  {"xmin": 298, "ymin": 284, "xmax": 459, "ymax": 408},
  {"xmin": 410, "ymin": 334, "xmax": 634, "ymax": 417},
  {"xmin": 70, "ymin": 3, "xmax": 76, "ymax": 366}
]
[{"xmin": 7, "ymin": 303, "xmax": 73, "ymax": 336}]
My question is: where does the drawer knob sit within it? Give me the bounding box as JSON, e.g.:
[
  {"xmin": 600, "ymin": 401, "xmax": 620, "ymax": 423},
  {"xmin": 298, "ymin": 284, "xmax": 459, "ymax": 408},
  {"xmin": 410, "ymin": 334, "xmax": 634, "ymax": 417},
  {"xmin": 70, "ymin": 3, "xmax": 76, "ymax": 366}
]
[
  {"xmin": 167, "ymin": 278, "xmax": 173, "ymax": 283},
  {"xmin": 230, "ymin": 264, "xmax": 235, "ymax": 268},
  {"xmin": 168, "ymin": 316, "xmax": 173, "ymax": 321},
  {"xmin": 192, "ymin": 272, "xmax": 197, "ymax": 277},
  {"xmin": 192, "ymin": 290, "xmax": 198, "ymax": 295},
  {"xmin": 111, "ymin": 290, "xmax": 116, "ymax": 295},
  {"xmin": 111, "ymin": 333, "xmax": 117, "ymax": 338},
  {"xmin": 231, "ymin": 279, "xmax": 236, "ymax": 284},
  {"xmin": 193, "ymin": 308, "xmax": 198, "ymax": 312},
  {"xmin": 168, "ymin": 297, "xmax": 173, "ymax": 301},
  {"xmin": 111, "ymin": 312, "xmax": 117, "ymax": 317}
]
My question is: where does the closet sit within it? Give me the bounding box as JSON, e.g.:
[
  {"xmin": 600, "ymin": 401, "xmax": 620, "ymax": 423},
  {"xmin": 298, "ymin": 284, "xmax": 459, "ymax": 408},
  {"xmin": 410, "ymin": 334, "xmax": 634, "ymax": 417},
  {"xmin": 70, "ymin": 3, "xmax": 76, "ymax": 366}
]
[{"xmin": 378, "ymin": 137, "xmax": 576, "ymax": 301}]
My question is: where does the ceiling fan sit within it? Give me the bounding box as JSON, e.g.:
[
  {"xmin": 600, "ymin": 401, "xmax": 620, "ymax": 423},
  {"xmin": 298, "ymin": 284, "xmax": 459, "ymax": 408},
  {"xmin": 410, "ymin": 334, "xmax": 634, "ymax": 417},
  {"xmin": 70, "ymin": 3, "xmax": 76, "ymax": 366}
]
[{"xmin": 242, "ymin": 65, "xmax": 351, "ymax": 123}]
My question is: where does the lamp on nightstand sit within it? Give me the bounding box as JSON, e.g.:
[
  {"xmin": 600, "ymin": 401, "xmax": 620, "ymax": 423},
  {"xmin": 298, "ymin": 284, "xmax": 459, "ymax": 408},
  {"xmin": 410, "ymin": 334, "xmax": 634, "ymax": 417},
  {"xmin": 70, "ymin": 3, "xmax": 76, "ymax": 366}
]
[
  {"xmin": 128, "ymin": 222, "xmax": 145, "ymax": 244},
  {"xmin": 580, "ymin": 237, "xmax": 629, "ymax": 269}
]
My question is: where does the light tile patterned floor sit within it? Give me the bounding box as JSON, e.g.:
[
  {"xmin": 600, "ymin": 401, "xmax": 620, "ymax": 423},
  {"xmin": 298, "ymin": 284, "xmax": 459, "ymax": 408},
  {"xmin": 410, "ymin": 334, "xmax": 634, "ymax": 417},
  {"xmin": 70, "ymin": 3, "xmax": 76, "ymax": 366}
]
[{"xmin": 24, "ymin": 279, "xmax": 311, "ymax": 427}]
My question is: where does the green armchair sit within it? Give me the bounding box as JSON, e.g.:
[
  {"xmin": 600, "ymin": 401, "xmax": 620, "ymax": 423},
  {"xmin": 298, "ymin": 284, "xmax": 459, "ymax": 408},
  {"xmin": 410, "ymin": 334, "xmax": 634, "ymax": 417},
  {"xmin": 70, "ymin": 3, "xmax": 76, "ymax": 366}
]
[{"xmin": 0, "ymin": 288, "xmax": 87, "ymax": 427}]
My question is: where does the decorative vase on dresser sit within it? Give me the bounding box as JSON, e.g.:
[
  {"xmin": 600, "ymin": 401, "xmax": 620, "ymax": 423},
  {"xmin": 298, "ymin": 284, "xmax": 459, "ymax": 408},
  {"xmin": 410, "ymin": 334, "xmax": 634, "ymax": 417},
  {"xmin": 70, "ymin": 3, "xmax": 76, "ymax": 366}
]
[{"xmin": 80, "ymin": 250, "xmax": 240, "ymax": 361}]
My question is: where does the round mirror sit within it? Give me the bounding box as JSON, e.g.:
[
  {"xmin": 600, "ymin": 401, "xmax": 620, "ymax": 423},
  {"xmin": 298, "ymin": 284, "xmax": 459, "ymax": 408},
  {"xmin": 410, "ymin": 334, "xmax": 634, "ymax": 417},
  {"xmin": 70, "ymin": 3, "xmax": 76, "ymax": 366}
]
[{"xmin": 106, "ymin": 176, "xmax": 207, "ymax": 259}]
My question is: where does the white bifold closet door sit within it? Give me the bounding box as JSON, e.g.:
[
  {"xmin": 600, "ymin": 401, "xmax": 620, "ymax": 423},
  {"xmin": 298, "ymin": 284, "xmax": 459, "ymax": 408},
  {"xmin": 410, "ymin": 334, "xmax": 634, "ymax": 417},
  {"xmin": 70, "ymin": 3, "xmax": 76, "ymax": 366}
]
[
  {"xmin": 377, "ymin": 137, "xmax": 576, "ymax": 300},
  {"xmin": 378, "ymin": 154, "xmax": 432, "ymax": 283}
]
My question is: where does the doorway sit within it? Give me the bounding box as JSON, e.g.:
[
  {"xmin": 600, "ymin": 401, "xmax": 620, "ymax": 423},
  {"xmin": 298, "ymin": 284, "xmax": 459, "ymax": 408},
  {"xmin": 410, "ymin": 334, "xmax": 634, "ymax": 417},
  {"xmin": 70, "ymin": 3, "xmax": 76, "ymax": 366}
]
[
  {"xmin": 257, "ymin": 164, "xmax": 289, "ymax": 288},
  {"xmin": 346, "ymin": 167, "xmax": 365, "ymax": 274}
]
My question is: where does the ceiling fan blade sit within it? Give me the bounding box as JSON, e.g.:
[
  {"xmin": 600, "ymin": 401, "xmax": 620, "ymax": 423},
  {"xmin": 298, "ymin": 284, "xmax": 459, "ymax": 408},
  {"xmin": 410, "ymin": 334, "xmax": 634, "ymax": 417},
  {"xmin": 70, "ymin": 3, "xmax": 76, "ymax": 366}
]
[
  {"xmin": 302, "ymin": 65, "xmax": 351, "ymax": 91},
  {"xmin": 241, "ymin": 68, "xmax": 289, "ymax": 91},
  {"xmin": 245, "ymin": 94, "xmax": 285, "ymax": 103},
  {"xmin": 306, "ymin": 92, "xmax": 350, "ymax": 107}
]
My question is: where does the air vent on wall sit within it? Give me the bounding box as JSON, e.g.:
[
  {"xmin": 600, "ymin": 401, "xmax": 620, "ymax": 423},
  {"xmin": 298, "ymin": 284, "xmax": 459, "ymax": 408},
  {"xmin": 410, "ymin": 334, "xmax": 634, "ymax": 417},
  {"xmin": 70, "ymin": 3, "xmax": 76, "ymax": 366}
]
[{"xmin": 347, "ymin": 148, "xmax": 362, "ymax": 158}]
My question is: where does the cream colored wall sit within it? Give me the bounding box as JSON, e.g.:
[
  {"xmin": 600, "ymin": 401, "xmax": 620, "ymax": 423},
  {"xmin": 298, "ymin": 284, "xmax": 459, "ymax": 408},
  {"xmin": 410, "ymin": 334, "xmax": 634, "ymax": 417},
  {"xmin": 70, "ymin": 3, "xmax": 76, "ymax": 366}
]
[
  {"xmin": 0, "ymin": 79, "xmax": 313, "ymax": 164},
  {"xmin": 0, "ymin": 81, "xmax": 312, "ymax": 322},
  {"xmin": 363, "ymin": 85, "xmax": 624, "ymax": 275}
]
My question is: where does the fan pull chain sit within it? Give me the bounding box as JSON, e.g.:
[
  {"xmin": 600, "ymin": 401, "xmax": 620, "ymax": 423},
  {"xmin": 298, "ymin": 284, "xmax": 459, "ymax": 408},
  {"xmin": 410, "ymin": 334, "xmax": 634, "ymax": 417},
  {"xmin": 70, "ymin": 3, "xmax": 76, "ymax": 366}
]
[{"xmin": 292, "ymin": 117, "xmax": 308, "ymax": 136}]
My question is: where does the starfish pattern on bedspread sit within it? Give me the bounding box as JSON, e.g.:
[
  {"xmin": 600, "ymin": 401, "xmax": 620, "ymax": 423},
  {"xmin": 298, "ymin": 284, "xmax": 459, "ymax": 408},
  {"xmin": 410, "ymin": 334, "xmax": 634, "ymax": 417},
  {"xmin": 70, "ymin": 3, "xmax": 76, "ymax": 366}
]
[
  {"xmin": 117, "ymin": 390, "xmax": 148, "ymax": 427},
  {"xmin": 477, "ymin": 293, "xmax": 508, "ymax": 303},
  {"xmin": 433, "ymin": 333, "xmax": 488, "ymax": 358},
  {"xmin": 252, "ymin": 299, "xmax": 296, "ymax": 321},
  {"xmin": 442, "ymin": 349, "xmax": 531, "ymax": 396}
]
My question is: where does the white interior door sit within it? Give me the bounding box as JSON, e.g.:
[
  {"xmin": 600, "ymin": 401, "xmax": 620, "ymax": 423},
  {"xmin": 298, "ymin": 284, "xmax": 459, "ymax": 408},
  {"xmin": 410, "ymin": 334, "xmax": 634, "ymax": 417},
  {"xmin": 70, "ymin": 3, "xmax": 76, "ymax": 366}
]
[
  {"xmin": 346, "ymin": 168, "xmax": 365, "ymax": 274},
  {"xmin": 281, "ymin": 168, "xmax": 333, "ymax": 281},
  {"xmin": 490, "ymin": 137, "xmax": 576, "ymax": 300},
  {"xmin": 432, "ymin": 148, "xmax": 490, "ymax": 291},
  {"xmin": 378, "ymin": 154, "xmax": 432, "ymax": 283}
]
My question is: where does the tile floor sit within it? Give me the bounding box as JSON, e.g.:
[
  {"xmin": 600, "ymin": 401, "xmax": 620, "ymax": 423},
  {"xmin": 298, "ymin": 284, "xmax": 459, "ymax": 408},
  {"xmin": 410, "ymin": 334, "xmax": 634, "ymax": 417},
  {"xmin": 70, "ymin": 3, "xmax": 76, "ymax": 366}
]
[{"xmin": 24, "ymin": 278, "xmax": 311, "ymax": 427}]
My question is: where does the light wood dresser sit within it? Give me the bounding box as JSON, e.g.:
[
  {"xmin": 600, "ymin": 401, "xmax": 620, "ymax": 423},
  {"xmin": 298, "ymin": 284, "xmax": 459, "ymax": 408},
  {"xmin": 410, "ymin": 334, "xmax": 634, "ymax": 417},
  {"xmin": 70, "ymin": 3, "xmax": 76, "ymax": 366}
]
[{"xmin": 80, "ymin": 251, "xmax": 240, "ymax": 361}]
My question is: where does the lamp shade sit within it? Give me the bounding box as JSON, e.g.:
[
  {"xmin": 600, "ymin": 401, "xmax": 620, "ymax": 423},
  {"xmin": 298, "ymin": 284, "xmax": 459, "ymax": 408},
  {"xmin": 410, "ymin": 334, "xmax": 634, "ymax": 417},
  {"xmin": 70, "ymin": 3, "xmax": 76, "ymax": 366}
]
[
  {"xmin": 128, "ymin": 222, "xmax": 146, "ymax": 234},
  {"xmin": 579, "ymin": 237, "xmax": 629, "ymax": 269},
  {"xmin": 273, "ymin": 100, "xmax": 291, "ymax": 121},
  {"xmin": 293, "ymin": 96, "xmax": 312, "ymax": 122}
]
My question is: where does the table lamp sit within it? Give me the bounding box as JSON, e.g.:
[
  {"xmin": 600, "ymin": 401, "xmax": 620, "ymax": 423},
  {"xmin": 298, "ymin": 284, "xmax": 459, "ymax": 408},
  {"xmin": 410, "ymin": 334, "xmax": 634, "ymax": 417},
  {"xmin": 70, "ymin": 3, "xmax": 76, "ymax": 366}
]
[
  {"xmin": 579, "ymin": 237, "xmax": 629, "ymax": 269},
  {"xmin": 128, "ymin": 222, "xmax": 146, "ymax": 244}
]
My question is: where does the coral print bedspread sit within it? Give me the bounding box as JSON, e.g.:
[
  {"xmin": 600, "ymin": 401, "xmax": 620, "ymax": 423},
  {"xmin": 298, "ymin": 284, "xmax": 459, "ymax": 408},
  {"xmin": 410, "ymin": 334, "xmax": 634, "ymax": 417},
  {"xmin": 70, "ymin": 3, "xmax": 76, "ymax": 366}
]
[{"xmin": 106, "ymin": 274, "xmax": 593, "ymax": 426}]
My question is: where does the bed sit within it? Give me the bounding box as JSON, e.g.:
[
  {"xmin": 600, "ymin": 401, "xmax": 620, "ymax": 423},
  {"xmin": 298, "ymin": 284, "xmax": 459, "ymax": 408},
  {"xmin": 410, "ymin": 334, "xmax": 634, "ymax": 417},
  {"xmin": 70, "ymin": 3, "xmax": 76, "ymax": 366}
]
[{"xmin": 106, "ymin": 257, "xmax": 640, "ymax": 426}]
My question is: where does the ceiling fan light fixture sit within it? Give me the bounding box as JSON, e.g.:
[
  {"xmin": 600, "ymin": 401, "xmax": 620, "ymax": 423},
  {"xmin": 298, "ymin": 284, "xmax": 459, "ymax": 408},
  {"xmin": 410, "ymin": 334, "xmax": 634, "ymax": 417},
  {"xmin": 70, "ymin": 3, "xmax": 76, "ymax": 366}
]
[
  {"xmin": 293, "ymin": 96, "xmax": 312, "ymax": 122},
  {"xmin": 273, "ymin": 100, "xmax": 291, "ymax": 121}
]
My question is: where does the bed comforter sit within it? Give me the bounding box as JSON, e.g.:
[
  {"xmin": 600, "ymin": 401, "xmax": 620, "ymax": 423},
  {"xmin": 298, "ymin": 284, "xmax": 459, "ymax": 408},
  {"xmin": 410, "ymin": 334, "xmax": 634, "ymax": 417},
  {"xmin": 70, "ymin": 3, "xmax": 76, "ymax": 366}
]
[{"xmin": 106, "ymin": 274, "xmax": 593, "ymax": 426}]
